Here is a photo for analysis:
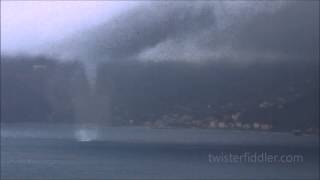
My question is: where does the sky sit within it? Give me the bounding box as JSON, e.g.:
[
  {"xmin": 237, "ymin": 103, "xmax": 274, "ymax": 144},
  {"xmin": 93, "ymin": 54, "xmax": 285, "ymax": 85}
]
[
  {"xmin": 1, "ymin": 1, "xmax": 319, "ymax": 64},
  {"xmin": 1, "ymin": 1, "xmax": 137, "ymax": 54}
]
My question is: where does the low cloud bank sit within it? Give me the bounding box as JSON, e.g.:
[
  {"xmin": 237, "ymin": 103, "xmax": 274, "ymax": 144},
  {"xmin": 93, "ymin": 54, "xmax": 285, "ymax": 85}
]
[{"xmin": 48, "ymin": 1, "xmax": 318, "ymax": 64}]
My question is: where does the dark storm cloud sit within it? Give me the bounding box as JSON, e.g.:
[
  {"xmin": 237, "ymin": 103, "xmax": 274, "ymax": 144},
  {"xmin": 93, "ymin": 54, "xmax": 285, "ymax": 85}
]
[
  {"xmin": 225, "ymin": 1, "xmax": 319, "ymax": 61},
  {"xmin": 53, "ymin": 1, "xmax": 318, "ymax": 63},
  {"xmin": 57, "ymin": 2, "xmax": 215, "ymax": 61}
]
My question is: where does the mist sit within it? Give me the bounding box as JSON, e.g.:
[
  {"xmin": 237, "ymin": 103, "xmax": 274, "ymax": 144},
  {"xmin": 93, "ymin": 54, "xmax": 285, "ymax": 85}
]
[
  {"xmin": 1, "ymin": 2, "xmax": 319, "ymax": 179},
  {"xmin": 1, "ymin": 1, "xmax": 319, "ymax": 141}
]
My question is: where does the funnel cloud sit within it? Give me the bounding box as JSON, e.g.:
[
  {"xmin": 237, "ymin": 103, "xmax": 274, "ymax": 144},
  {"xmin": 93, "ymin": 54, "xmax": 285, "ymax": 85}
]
[{"xmin": 1, "ymin": 1, "xmax": 319, "ymax": 142}]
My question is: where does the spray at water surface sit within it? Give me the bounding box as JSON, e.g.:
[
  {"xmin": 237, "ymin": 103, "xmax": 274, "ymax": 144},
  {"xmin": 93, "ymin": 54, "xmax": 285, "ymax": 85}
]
[{"xmin": 1, "ymin": 1, "xmax": 318, "ymax": 141}]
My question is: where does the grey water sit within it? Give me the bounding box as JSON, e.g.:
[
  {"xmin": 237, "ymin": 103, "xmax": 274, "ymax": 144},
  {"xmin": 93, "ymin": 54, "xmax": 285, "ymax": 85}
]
[{"xmin": 1, "ymin": 123, "xmax": 319, "ymax": 179}]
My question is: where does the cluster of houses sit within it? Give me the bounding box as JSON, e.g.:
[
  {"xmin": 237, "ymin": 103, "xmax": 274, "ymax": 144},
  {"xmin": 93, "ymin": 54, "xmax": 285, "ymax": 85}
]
[
  {"xmin": 142, "ymin": 113, "xmax": 273, "ymax": 131},
  {"xmin": 207, "ymin": 120, "xmax": 272, "ymax": 130}
]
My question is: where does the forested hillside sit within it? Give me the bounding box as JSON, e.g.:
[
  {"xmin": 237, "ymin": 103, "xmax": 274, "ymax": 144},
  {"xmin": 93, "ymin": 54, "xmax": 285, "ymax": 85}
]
[{"xmin": 1, "ymin": 55, "xmax": 318, "ymax": 132}]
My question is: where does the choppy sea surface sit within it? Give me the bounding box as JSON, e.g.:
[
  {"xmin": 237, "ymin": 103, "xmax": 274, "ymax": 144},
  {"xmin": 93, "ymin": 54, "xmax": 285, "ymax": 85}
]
[{"xmin": 1, "ymin": 123, "xmax": 319, "ymax": 179}]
